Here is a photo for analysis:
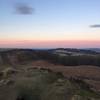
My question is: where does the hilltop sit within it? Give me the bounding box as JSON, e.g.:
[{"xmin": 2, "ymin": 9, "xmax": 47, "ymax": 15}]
[{"xmin": 0, "ymin": 48, "xmax": 100, "ymax": 100}]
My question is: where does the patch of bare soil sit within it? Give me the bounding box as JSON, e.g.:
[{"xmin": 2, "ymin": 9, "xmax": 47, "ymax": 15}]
[{"xmin": 31, "ymin": 60, "xmax": 100, "ymax": 91}]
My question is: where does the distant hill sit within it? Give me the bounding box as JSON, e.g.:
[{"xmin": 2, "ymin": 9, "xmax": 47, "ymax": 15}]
[
  {"xmin": 86, "ymin": 48, "xmax": 100, "ymax": 53},
  {"xmin": 50, "ymin": 48, "xmax": 99, "ymax": 56},
  {"xmin": 0, "ymin": 48, "xmax": 100, "ymax": 66}
]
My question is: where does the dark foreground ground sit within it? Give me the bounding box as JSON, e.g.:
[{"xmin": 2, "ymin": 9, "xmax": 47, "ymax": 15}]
[
  {"xmin": 0, "ymin": 49, "xmax": 100, "ymax": 100},
  {"xmin": 0, "ymin": 66, "xmax": 100, "ymax": 100}
]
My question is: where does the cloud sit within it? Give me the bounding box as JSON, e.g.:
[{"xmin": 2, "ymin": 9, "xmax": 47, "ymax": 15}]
[
  {"xmin": 15, "ymin": 3, "xmax": 34, "ymax": 15},
  {"xmin": 90, "ymin": 24, "xmax": 100, "ymax": 28}
]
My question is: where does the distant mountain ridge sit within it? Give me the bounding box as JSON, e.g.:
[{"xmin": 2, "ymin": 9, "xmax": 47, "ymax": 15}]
[
  {"xmin": 0, "ymin": 48, "xmax": 100, "ymax": 66},
  {"xmin": 49, "ymin": 48, "xmax": 100, "ymax": 55},
  {"xmin": 86, "ymin": 48, "xmax": 100, "ymax": 53}
]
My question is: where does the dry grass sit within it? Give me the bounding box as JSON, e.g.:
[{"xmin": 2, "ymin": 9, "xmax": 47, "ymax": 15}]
[{"xmin": 31, "ymin": 60, "xmax": 100, "ymax": 91}]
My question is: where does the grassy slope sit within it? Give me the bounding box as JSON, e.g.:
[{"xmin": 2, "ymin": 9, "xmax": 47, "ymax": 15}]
[{"xmin": 0, "ymin": 68, "xmax": 100, "ymax": 100}]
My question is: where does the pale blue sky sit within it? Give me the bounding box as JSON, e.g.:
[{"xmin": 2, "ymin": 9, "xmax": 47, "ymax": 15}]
[{"xmin": 0, "ymin": 0, "xmax": 100, "ymax": 48}]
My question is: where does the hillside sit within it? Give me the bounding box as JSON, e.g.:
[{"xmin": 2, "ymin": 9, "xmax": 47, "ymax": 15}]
[
  {"xmin": 0, "ymin": 48, "xmax": 100, "ymax": 100},
  {"xmin": 0, "ymin": 48, "xmax": 100, "ymax": 66},
  {"xmin": 0, "ymin": 67, "xmax": 100, "ymax": 100}
]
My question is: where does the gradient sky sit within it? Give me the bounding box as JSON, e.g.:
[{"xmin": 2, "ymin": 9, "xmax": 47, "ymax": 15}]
[{"xmin": 0, "ymin": 0, "xmax": 100, "ymax": 48}]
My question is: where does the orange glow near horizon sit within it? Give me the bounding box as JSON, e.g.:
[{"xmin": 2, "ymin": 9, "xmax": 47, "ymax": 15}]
[{"xmin": 0, "ymin": 39, "xmax": 100, "ymax": 48}]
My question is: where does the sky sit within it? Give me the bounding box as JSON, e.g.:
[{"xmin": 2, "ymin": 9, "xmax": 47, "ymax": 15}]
[{"xmin": 0, "ymin": 0, "xmax": 100, "ymax": 48}]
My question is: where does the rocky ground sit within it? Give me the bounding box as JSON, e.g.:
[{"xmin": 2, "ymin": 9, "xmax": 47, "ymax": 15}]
[{"xmin": 0, "ymin": 66, "xmax": 100, "ymax": 100}]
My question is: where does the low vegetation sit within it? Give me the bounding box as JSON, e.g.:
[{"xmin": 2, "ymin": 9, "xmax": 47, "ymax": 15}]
[
  {"xmin": 15, "ymin": 69, "xmax": 100, "ymax": 100},
  {"xmin": 0, "ymin": 49, "xmax": 100, "ymax": 100}
]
